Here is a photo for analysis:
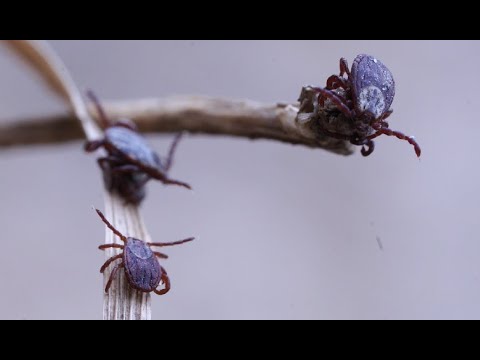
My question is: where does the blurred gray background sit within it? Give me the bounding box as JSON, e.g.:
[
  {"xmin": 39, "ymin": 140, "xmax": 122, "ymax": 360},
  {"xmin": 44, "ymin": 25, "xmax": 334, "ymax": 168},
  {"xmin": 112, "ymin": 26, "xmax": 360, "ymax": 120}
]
[{"xmin": 0, "ymin": 40, "xmax": 478, "ymax": 320}]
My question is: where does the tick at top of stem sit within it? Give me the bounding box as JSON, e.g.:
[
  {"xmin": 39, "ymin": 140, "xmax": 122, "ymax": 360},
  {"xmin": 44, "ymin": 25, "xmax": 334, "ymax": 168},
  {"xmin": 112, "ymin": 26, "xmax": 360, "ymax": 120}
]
[
  {"xmin": 311, "ymin": 54, "xmax": 421, "ymax": 157},
  {"xmin": 95, "ymin": 208, "xmax": 194, "ymax": 295},
  {"xmin": 84, "ymin": 91, "xmax": 191, "ymax": 204}
]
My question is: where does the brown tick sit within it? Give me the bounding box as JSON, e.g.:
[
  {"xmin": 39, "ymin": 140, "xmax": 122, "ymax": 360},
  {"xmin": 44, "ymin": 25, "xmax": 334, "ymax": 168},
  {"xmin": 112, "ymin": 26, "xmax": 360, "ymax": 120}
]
[
  {"xmin": 312, "ymin": 54, "xmax": 421, "ymax": 157},
  {"xmin": 95, "ymin": 208, "xmax": 194, "ymax": 295},
  {"xmin": 85, "ymin": 91, "xmax": 191, "ymax": 204}
]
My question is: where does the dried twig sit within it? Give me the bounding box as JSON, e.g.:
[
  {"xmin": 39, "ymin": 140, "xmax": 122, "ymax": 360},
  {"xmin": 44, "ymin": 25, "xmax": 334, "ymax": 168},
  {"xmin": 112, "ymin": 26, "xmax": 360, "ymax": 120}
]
[
  {"xmin": 0, "ymin": 97, "xmax": 353, "ymax": 155},
  {"xmin": 3, "ymin": 40, "xmax": 152, "ymax": 320},
  {"xmin": 1, "ymin": 40, "xmax": 354, "ymax": 319}
]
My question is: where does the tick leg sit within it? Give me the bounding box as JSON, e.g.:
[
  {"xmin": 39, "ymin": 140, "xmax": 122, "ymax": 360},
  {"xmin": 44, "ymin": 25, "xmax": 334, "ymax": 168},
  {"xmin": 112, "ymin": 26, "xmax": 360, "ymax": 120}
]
[
  {"xmin": 154, "ymin": 266, "xmax": 171, "ymax": 295},
  {"xmin": 105, "ymin": 262, "xmax": 124, "ymax": 293},
  {"xmin": 153, "ymin": 251, "xmax": 168, "ymax": 259},
  {"xmin": 318, "ymin": 83, "xmax": 349, "ymax": 107},
  {"xmin": 100, "ymin": 254, "xmax": 123, "ymax": 273},
  {"xmin": 367, "ymin": 130, "xmax": 383, "ymax": 141},
  {"xmin": 360, "ymin": 140, "xmax": 375, "ymax": 157},
  {"xmin": 370, "ymin": 123, "xmax": 421, "ymax": 157},
  {"xmin": 350, "ymin": 136, "xmax": 374, "ymax": 156},
  {"xmin": 131, "ymin": 160, "xmax": 191, "ymax": 190},
  {"xmin": 86, "ymin": 90, "xmax": 112, "ymax": 129},
  {"xmin": 162, "ymin": 132, "xmax": 184, "ymax": 172},
  {"xmin": 326, "ymin": 75, "xmax": 349, "ymax": 90},
  {"xmin": 99, "ymin": 244, "xmax": 124, "ymax": 251},
  {"xmin": 149, "ymin": 237, "xmax": 195, "ymax": 248},
  {"xmin": 323, "ymin": 75, "xmax": 350, "ymax": 107},
  {"xmin": 161, "ymin": 177, "xmax": 192, "ymax": 190},
  {"xmin": 95, "ymin": 208, "xmax": 127, "ymax": 242},
  {"xmin": 339, "ymin": 57, "xmax": 350, "ymax": 77},
  {"xmin": 85, "ymin": 140, "xmax": 105, "ymax": 152},
  {"xmin": 313, "ymin": 87, "xmax": 354, "ymax": 118}
]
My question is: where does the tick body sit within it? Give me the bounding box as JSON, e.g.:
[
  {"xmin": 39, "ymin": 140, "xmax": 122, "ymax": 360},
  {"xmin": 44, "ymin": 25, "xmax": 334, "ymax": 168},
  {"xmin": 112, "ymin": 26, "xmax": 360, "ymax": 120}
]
[
  {"xmin": 85, "ymin": 91, "xmax": 191, "ymax": 204},
  {"xmin": 313, "ymin": 54, "xmax": 421, "ymax": 157},
  {"xmin": 124, "ymin": 238, "xmax": 161, "ymax": 292},
  {"xmin": 95, "ymin": 208, "xmax": 194, "ymax": 295}
]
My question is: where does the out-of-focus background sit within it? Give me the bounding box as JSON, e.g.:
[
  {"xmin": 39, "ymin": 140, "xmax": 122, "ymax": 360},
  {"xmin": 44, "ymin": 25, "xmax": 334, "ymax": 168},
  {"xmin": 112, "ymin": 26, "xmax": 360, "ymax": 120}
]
[{"xmin": 0, "ymin": 40, "xmax": 478, "ymax": 320}]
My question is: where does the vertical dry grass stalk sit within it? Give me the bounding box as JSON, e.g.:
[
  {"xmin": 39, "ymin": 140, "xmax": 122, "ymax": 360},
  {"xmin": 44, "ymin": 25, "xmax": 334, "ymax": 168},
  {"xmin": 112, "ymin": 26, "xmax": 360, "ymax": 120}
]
[{"xmin": 4, "ymin": 40, "xmax": 152, "ymax": 320}]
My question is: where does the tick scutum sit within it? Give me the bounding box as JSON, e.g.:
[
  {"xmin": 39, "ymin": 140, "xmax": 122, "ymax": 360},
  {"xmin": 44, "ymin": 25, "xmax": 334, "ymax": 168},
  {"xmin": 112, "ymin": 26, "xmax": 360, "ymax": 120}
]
[{"xmin": 124, "ymin": 238, "xmax": 162, "ymax": 293}]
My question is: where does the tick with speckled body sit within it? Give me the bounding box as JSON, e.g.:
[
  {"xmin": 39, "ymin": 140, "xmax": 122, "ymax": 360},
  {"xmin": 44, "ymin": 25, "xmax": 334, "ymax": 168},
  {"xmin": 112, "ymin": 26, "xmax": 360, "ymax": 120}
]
[
  {"xmin": 95, "ymin": 208, "xmax": 194, "ymax": 295},
  {"xmin": 84, "ymin": 91, "xmax": 191, "ymax": 204},
  {"xmin": 312, "ymin": 54, "xmax": 421, "ymax": 157}
]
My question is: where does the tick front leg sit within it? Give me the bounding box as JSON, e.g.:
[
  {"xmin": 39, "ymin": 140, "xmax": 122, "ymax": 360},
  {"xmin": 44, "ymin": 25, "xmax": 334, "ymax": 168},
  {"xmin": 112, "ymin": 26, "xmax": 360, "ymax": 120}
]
[
  {"xmin": 370, "ymin": 123, "xmax": 421, "ymax": 157},
  {"xmin": 339, "ymin": 57, "xmax": 350, "ymax": 77},
  {"xmin": 86, "ymin": 90, "xmax": 112, "ymax": 129},
  {"xmin": 99, "ymin": 244, "xmax": 124, "ymax": 251},
  {"xmin": 149, "ymin": 237, "xmax": 195, "ymax": 248},
  {"xmin": 326, "ymin": 75, "xmax": 349, "ymax": 90},
  {"xmin": 154, "ymin": 266, "xmax": 171, "ymax": 295},
  {"xmin": 100, "ymin": 254, "xmax": 123, "ymax": 273},
  {"xmin": 153, "ymin": 251, "xmax": 168, "ymax": 259},
  {"xmin": 160, "ymin": 132, "xmax": 184, "ymax": 172},
  {"xmin": 95, "ymin": 209, "xmax": 127, "ymax": 242},
  {"xmin": 350, "ymin": 137, "xmax": 375, "ymax": 157},
  {"xmin": 313, "ymin": 87, "xmax": 354, "ymax": 118},
  {"xmin": 367, "ymin": 130, "xmax": 383, "ymax": 141},
  {"xmin": 104, "ymin": 262, "xmax": 124, "ymax": 293},
  {"xmin": 85, "ymin": 140, "xmax": 105, "ymax": 152},
  {"xmin": 138, "ymin": 159, "xmax": 191, "ymax": 189},
  {"xmin": 160, "ymin": 176, "xmax": 192, "ymax": 190},
  {"xmin": 360, "ymin": 140, "xmax": 375, "ymax": 157}
]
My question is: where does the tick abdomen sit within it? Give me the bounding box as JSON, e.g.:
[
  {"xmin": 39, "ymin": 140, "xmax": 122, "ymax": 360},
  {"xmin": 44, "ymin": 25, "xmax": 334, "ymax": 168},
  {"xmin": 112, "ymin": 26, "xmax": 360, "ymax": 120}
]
[
  {"xmin": 124, "ymin": 238, "xmax": 162, "ymax": 292},
  {"xmin": 105, "ymin": 127, "xmax": 161, "ymax": 169},
  {"xmin": 352, "ymin": 54, "xmax": 395, "ymax": 118}
]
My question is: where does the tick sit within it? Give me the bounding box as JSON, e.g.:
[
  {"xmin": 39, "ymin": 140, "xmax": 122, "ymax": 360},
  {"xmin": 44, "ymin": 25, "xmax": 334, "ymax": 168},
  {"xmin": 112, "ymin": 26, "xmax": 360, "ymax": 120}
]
[
  {"xmin": 85, "ymin": 91, "xmax": 191, "ymax": 204},
  {"xmin": 95, "ymin": 208, "xmax": 194, "ymax": 295},
  {"xmin": 312, "ymin": 54, "xmax": 421, "ymax": 157}
]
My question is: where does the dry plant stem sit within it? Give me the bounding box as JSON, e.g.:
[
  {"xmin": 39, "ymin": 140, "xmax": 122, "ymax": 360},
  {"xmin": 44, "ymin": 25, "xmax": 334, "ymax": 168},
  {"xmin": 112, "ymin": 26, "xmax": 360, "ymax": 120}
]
[
  {"xmin": 0, "ymin": 97, "xmax": 353, "ymax": 155},
  {"xmin": 3, "ymin": 40, "xmax": 152, "ymax": 320},
  {"xmin": 4, "ymin": 40, "xmax": 99, "ymax": 139},
  {"xmin": 103, "ymin": 193, "xmax": 151, "ymax": 320}
]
